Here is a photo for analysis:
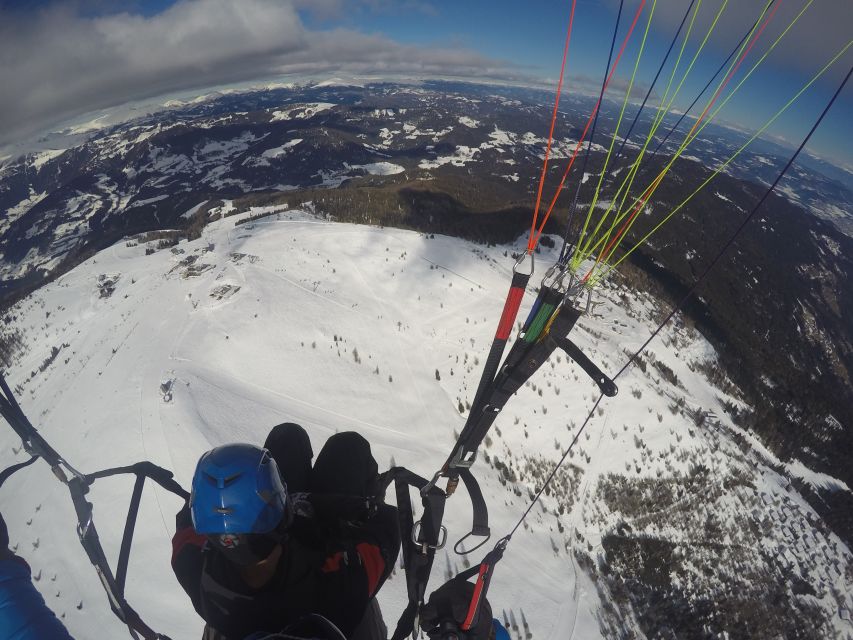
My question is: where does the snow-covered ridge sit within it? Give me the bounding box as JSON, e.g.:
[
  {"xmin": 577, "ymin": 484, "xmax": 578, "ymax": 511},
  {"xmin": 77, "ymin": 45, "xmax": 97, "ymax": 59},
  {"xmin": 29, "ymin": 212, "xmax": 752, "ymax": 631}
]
[
  {"xmin": 346, "ymin": 162, "xmax": 405, "ymax": 176},
  {"xmin": 270, "ymin": 103, "xmax": 336, "ymax": 121}
]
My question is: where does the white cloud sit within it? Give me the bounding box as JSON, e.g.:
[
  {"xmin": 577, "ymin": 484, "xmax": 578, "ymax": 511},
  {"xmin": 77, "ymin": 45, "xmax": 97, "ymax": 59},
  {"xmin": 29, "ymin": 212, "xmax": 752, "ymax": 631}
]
[
  {"xmin": 607, "ymin": 0, "xmax": 852, "ymax": 78},
  {"xmin": 0, "ymin": 0, "xmax": 518, "ymax": 148}
]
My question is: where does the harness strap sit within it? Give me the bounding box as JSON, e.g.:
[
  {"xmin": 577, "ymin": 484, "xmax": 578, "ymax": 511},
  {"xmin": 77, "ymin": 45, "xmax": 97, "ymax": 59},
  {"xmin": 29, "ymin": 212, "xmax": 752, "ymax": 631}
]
[
  {"xmin": 456, "ymin": 469, "xmax": 489, "ymax": 539},
  {"xmin": 67, "ymin": 475, "xmax": 161, "ymax": 639},
  {"xmin": 85, "ymin": 461, "xmax": 190, "ymax": 500},
  {"xmin": 447, "ymin": 303, "xmax": 583, "ymax": 472},
  {"xmin": 117, "ymin": 474, "xmax": 146, "ymax": 594},
  {"xmin": 558, "ymin": 337, "xmax": 618, "ymax": 397},
  {"xmin": 0, "ymin": 454, "xmax": 38, "ymax": 488},
  {"xmin": 78, "ymin": 463, "xmax": 188, "ymax": 638},
  {"xmin": 379, "ymin": 467, "xmax": 449, "ymax": 640},
  {"xmin": 1, "ymin": 372, "xmax": 180, "ymax": 640},
  {"xmin": 467, "ymin": 269, "xmax": 531, "ymax": 425},
  {"xmin": 0, "ymin": 375, "xmax": 66, "ymax": 467}
]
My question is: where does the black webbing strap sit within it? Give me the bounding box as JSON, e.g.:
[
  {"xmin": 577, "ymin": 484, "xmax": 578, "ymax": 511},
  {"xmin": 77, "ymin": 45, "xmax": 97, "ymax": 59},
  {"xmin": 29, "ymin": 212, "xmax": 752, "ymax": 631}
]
[
  {"xmin": 467, "ymin": 270, "xmax": 531, "ymax": 423},
  {"xmin": 446, "ymin": 303, "xmax": 583, "ymax": 472},
  {"xmin": 457, "ymin": 469, "xmax": 489, "ymax": 539},
  {"xmin": 0, "ymin": 454, "xmax": 38, "ymax": 488},
  {"xmin": 379, "ymin": 467, "xmax": 448, "ymax": 640},
  {"xmin": 85, "ymin": 461, "xmax": 190, "ymax": 500},
  {"xmin": 118, "ymin": 474, "xmax": 146, "ymax": 594},
  {"xmin": 1, "ymin": 372, "xmax": 180, "ymax": 640},
  {"xmin": 557, "ymin": 337, "xmax": 618, "ymax": 397},
  {"xmin": 68, "ymin": 462, "xmax": 187, "ymax": 640},
  {"xmin": 67, "ymin": 476, "xmax": 154, "ymax": 639},
  {"xmin": 81, "ymin": 462, "xmax": 189, "ymax": 622},
  {"xmin": 0, "ymin": 374, "xmax": 65, "ymax": 466},
  {"xmin": 450, "ymin": 467, "xmax": 491, "ymax": 556}
]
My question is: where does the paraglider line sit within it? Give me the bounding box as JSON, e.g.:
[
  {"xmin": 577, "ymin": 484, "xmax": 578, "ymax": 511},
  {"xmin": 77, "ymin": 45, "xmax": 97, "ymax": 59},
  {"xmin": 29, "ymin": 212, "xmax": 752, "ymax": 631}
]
[
  {"xmin": 650, "ymin": 0, "xmax": 777, "ymax": 160},
  {"xmin": 530, "ymin": 0, "xmax": 577, "ymax": 252},
  {"xmin": 558, "ymin": 0, "xmax": 625, "ymax": 264},
  {"xmin": 591, "ymin": 29, "xmax": 849, "ymax": 284},
  {"xmin": 612, "ymin": 0, "xmax": 697, "ymax": 162},
  {"xmin": 595, "ymin": 0, "xmax": 782, "ymax": 269},
  {"xmin": 532, "ymin": 0, "xmax": 648, "ymax": 250},
  {"xmin": 503, "ymin": 60, "xmax": 852, "ymax": 545}
]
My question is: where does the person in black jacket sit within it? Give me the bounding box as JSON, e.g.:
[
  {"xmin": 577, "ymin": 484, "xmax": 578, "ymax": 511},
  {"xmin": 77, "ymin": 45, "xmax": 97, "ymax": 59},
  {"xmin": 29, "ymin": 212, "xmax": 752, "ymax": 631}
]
[{"xmin": 171, "ymin": 423, "xmax": 400, "ymax": 640}]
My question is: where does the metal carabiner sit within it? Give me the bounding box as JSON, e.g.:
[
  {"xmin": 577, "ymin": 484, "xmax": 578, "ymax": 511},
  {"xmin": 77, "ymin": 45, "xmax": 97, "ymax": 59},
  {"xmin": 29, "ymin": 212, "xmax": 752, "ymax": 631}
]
[
  {"xmin": 540, "ymin": 263, "xmax": 559, "ymax": 287},
  {"xmin": 512, "ymin": 250, "xmax": 534, "ymax": 277},
  {"xmin": 420, "ymin": 468, "xmax": 445, "ymax": 498},
  {"xmin": 582, "ymin": 286, "xmax": 598, "ymax": 315},
  {"xmin": 543, "ymin": 262, "xmax": 573, "ymax": 291},
  {"xmin": 553, "ymin": 265, "xmax": 576, "ymax": 294},
  {"xmin": 77, "ymin": 513, "xmax": 94, "ymax": 539},
  {"xmin": 561, "ymin": 271, "xmax": 593, "ymax": 312}
]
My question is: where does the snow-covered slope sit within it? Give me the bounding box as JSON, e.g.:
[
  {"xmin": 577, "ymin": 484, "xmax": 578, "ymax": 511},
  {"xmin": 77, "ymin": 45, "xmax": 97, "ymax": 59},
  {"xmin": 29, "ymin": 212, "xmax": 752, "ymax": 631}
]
[{"xmin": 0, "ymin": 209, "xmax": 850, "ymax": 639}]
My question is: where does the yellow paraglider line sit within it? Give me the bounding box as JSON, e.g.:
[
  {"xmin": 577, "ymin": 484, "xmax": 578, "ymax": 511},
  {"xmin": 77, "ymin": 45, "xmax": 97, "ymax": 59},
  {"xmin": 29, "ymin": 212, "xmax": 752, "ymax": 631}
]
[
  {"xmin": 572, "ymin": 0, "xmax": 730, "ymax": 272},
  {"xmin": 572, "ymin": 0, "xmax": 660, "ymax": 258},
  {"xmin": 578, "ymin": 0, "xmax": 817, "ymax": 281},
  {"xmin": 589, "ymin": 37, "xmax": 853, "ymax": 287}
]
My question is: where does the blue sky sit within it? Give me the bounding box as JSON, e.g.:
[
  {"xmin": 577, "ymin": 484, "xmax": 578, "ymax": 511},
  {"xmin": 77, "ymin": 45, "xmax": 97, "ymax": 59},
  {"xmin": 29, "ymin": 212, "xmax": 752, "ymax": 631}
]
[
  {"xmin": 312, "ymin": 0, "xmax": 852, "ymax": 168},
  {"xmin": 1, "ymin": 0, "xmax": 850, "ymax": 169}
]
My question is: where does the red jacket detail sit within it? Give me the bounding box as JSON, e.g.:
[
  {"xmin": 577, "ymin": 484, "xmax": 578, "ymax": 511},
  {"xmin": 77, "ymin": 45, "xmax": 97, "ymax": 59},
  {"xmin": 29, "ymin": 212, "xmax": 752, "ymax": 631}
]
[{"xmin": 356, "ymin": 542, "xmax": 385, "ymax": 596}]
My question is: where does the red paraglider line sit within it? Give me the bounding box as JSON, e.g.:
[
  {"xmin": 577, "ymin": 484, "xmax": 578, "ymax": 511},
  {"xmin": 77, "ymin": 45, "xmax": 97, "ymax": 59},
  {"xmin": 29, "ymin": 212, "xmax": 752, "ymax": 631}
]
[
  {"xmin": 529, "ymin": 0, "xmax": 577, "ymax": 252},
  {"xmin": 531, "ymin": 0, "xmax": 647, "ymax": 251},
  {"xmin": 591, "ymin": 0, "xmax": 782, "ymax": 272}
]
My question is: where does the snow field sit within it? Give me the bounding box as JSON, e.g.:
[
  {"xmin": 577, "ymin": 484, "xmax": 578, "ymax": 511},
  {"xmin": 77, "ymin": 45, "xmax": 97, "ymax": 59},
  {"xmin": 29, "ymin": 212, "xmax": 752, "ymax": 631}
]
[{"xmin": 0, "ymin": 209, "xmax": 850, "ymax": 639}]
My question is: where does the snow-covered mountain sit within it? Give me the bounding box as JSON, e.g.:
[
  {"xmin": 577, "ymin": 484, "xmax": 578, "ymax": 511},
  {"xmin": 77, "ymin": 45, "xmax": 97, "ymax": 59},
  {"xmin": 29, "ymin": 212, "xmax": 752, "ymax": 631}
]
[
  {"xmin": 1, "ymin": 208, "xmax": 850, "ymax": 639},
  {"xmin": 2, "ymin": 81, "xmax": 852, "ymax": 301}
]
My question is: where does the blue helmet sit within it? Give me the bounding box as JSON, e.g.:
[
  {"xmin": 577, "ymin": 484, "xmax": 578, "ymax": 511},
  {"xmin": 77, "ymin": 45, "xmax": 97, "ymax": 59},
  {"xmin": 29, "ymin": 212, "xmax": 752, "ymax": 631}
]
[{"xmin": 190, "ymin": 443, "xmax": 290, "ymax": 536}]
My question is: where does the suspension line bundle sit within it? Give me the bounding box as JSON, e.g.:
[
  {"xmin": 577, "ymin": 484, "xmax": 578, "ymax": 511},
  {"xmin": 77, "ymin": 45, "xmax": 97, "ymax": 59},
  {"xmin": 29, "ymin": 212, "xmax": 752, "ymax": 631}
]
[{"xmin": 383, "ymin": 3, "xmax": 852, "ymax": 638}]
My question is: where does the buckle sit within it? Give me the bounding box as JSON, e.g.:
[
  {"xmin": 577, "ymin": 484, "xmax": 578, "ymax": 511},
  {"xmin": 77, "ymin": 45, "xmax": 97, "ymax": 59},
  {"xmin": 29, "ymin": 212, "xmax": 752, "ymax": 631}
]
[{"xmin": 412, "ymin": 520, "xmax": 447, "ymax": 550}]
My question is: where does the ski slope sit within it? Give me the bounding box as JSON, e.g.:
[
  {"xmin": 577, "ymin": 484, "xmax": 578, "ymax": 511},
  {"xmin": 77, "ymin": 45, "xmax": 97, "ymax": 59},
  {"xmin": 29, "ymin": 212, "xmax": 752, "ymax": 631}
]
[{"xmin": 1, "ymin": 208, "xmax": 850, "ymax": 639}]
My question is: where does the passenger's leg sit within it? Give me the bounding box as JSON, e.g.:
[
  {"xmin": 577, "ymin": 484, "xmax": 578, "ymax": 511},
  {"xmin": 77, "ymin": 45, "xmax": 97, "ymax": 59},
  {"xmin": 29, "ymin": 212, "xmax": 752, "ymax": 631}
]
[
  {"xmin": 312, "ymin": 432, "xmax": 379, "ymax": 497},
  {"xmin": 263, "ymin": 422, "xmax": 313, "ymax": 493}
]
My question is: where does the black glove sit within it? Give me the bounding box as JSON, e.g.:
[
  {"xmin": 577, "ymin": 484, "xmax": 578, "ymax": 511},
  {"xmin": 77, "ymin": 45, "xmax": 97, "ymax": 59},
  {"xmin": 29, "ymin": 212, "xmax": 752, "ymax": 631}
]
[{"xmin": 420, "ymin": 578, "xmax": 494, "ymax": 640}]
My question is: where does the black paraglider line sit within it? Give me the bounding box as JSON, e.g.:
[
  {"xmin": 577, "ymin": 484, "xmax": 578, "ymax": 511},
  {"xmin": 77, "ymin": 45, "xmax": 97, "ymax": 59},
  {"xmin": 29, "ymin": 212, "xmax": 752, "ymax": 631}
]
[
  {"xmin": 0, "ymin": 7, "xmax": 846, "ymax": 639},
  {"xmin": 611, "ymin": 0, "xmax": 697, "ymax": 162},
  {"xmin": 499, "ymin": 62, "xmax": 852, "ymax": 546},
  {"xmin": 648, "ymin": 1, "xmax": 775, "ymax": 162},
  {"xmin": 558, "ymin": 0, "xmax": 624, "ymax": 267}
]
